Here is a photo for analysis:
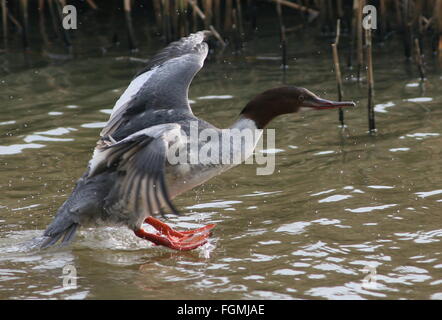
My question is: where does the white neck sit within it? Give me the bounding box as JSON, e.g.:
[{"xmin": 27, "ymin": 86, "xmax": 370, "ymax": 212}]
[
  {"xmin": 227, "ymin": 116, "xmax": 263, "ymax": 163},
  {"xmin": 230, "ymin": 116, "xmax": 258, "ymax": 131}
]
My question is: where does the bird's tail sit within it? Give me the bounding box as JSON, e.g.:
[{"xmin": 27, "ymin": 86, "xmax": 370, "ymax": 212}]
[
  {"xmin": 32, "ymin": 200, "xmax": 80, "ymax": 250},
  {"xmin": 30, "ymin": 173, "xmax": 111, "ymax": 250},
  {"xmin": 39, "ymin": 221, "xmax": 79, "ymax": 249}
]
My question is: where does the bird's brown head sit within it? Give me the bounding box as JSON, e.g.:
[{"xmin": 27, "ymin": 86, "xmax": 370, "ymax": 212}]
[{"xmin": 240, "ymin": 86, "xmax": 356, "ymax": 129}]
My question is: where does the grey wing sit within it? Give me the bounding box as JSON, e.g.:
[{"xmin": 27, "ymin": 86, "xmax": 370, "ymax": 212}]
[
  {"xmin": 102, "ymin": 124, "xmax": 183, "ymax": 220},
  {"xmin": 101, "ymin": 30, "xmax": 211, "ymax": 137}
]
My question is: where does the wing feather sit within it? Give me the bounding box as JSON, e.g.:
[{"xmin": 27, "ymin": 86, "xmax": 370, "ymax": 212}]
[
  {"xmin": 102, "ymin": 124, "xmax": 183, "ymax": 218},
  {"xmin": 101, "ymin": 30, "xmax": 211, "ymax": 137}
]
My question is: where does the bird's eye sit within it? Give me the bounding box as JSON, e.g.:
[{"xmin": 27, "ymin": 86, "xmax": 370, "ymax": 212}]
[{"xmin": 299, "ymin": 95, "xmax": 305, "ymax": 102}]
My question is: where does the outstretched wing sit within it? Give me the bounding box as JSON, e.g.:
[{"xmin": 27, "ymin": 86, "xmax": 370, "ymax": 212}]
[
  {"xmin": 99, "ymin": 123, "xmax": 184, "ymax": 218},
  {"xmin": 101, "ymin": 30, "xmax": 211, "ymax": 137}
]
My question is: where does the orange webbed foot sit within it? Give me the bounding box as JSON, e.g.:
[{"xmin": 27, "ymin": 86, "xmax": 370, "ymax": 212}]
[{"xmin": 134, "ymin": 216, "xmax": 216, "ymax": 251}]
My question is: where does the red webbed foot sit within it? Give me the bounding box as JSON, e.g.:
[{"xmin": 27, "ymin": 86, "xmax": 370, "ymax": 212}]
[{"xmin": 134, "ymin": 216, "xmax": 216, "ymax": 251}]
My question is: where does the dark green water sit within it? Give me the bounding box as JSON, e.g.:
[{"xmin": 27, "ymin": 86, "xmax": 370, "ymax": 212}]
[{"xmin": 0, "ymin": 24, "xmax": 442, "ymax": 299}]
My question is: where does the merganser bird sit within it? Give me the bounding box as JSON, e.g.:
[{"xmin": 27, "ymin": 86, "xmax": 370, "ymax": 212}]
[{"xmin": 38, "ymin": 31, "xmax": 355, "ymax": 251}]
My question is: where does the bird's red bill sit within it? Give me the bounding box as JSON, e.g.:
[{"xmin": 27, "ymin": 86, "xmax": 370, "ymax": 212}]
[{"xmin": 308, "ymin": 97, "xmax": 356, "ymax": 109}]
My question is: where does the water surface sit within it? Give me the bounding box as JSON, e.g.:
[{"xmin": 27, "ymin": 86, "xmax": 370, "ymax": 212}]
[{"xmin": 1, "ymin": 27, "xmax": 442, "ymax": 300}]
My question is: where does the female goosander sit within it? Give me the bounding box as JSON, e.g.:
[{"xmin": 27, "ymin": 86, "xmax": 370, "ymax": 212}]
[{"xmin": 39, "ymin": 31, "xmax": 355, "ymax": 251}]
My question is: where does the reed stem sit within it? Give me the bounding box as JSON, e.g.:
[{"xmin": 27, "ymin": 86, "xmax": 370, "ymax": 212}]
[
  {"xmin": 224, "ymin": 0, "xmax": 232, "ymax": 32},
  {"xmin": 236, "ymin": 0, "xmax": 244, "ymax": 37},
  {"xmin": 187, "ymin": 0, "xmax": 225, "ymax": 46},
  {"xmin": 19, "ymin": 0, "xmax": 29, "ymax": 49},
  {"xmin": 332, "ymin": 19, "xmax": 344, "ymax": 127},
  {"xmin": 401, "ymin": 0, "xmax": 413, "ymax": 59},
  {"xmin": 124, "ymin": 0, "xmax": 137, "ymax": 51},
  {"xmin": 414, "ymin": 38, "xmax": 425, "ymax": 81},
  {"xmin": 356, "ymin": 0, "xmax": 364, "ymax": 81},
  {"xmin": 271, "ymin": 0, "xmax": 319, "ymax": 17},
  {"xmin": 54, "ymin": 0, "xmax": 72, "ymax": 48},
  {"xmin": 86, "ymin": 0, "xmax": 98, "ymax": 10},
  {"xmin": 276, "ymin": 1, "xmax": 287, "ymax": 70},
  {"xmin": 1, "ymin": 0, "xmax": 7, "ymax": 49},
  {"xmin": 366, "ymin": 28, "xmax": 376, "ymax": 133}
]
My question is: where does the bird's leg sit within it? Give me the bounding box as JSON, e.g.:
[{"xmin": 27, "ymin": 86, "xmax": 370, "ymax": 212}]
[
  {"xmin": 133, "ymin": 216, "xmax": 216, "ymax": 251},
  {"xmin": 145, "ymin": 216, "xmax": 215, "ymax": 237}
]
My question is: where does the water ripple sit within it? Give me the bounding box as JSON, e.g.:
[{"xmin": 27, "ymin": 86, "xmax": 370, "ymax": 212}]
[{"xmin": 345, "ymin": 204, "xmax": 398, "ymax": 213}]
